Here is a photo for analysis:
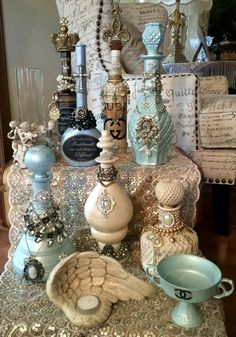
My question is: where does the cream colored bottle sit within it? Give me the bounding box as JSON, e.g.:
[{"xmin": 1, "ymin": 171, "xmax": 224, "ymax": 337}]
[{"xmin": 84, "ymin": 130, "xmax": 133, "ymax": 252}]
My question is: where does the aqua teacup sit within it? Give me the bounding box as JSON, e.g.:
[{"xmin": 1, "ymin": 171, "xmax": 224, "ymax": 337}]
[{"xmin": 146, "ymin": 254, "xmax": 234, "ymax": 328}]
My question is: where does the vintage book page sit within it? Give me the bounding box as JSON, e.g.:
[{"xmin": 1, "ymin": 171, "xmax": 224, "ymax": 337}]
[
  {"xmin": 199, "ymin": 76, "xmax": 228, "ymax": 97},
  {"xmin": 161, "ymin": 73, "xmax": 199, "ymax": 155},
  {"xmin": 194, "ymin": 149, "xmax": 236, "ymax": 183},
  {"xmin": 199, "ymin": 95, "xmax": 236, "ymax": 148}
]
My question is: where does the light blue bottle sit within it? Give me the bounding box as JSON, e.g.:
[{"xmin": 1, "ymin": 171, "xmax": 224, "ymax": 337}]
[
  {"xmin": 61, "ymin": 43, "xmax": 101, "ymax": 167},
  {"xmin": 128, "ymin": 23, "xmax": 175, "ymax": 165},
  {"xmin": 13, "ymin": 145, "xmax": 76, "ymax": 282}
]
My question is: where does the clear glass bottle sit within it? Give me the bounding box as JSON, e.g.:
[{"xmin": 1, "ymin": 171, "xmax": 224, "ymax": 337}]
[{"xmin": 16, "ymin": 67, "xmax": 46, "ymax": 125}]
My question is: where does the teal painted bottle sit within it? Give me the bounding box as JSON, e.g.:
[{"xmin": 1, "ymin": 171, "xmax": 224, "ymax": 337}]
[
  {"xmin": 128, "ymin": 23, "xmax": 175, "ymax": 165},
  {"xmin": 13, "ymin": 145, "xmax": 76, "ymax": 282}
]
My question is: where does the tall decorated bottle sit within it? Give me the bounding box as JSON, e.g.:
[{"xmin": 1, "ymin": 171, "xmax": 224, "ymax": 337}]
[
  {"xmin": 61, "ymin": 43, "xmax": 101, "ymax": 167},
  {"xmin": 84, "ymin": 130, "xmax": 133, "ymax": 260},
  {"xmin": 128, "ymin": 23, "xmax": 175, "ymax": 165},
  {"xmin": 13, "ymin": 145, "xmax": 76, "ymax": 282},
  {"xmin": 50, "ymin": 18, "xmax": 79, "ymax": 135},
  {"xmin": 102, "ymin": 2, "xmax": 130, "ymax": 155}
]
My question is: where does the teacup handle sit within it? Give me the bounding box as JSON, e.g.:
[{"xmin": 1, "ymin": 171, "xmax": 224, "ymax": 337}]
[
  {"xmin": 145, "ymin": 264, "xmax": 161, "ymax": 287},
  {"xmin": 214, "ymin": 278, "xmax": 234, "ymax": 299}
]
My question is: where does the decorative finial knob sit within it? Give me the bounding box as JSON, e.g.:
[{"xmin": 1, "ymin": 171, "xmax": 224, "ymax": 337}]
[
  {"xmin": 103, "ymin": 2, "xmax": 130, "ymax": 50},
  {"xmin": 24, "ymin": 145, "xmax": 55, "ymax": 178},
  {"xmin": 155, "ymin": 178, "xmax": 184, "ymax": 207},
  {"xmin": 96, "ymin": 130, "xmax": 118, "ymax": 165},
  {"xmin": 142, "ymin": 22, "xmax": 164, "ymax": 56}
]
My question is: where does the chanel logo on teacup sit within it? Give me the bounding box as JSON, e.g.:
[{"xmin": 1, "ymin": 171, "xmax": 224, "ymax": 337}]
[
  {"xmin": 145, "ymin": 255, "xmax": 234, "ymax": 328},
  {"xmin": 174, "ymin": 288, "xmax": 192, "ymax": 300}
]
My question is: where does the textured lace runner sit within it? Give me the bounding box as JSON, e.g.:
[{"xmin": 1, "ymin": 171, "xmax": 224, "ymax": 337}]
[
  {"xmin": 0, "ymin": 147, "xmax": 227, "ymax": 336},
  {"xmin": 0, "ymin": 243, "xmax": 227, "ymax": 337}
]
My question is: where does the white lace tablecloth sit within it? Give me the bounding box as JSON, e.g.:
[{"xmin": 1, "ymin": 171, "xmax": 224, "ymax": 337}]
[{"xmin": 1, "ymin": 148, "xmax": 228, "ymax": 337}]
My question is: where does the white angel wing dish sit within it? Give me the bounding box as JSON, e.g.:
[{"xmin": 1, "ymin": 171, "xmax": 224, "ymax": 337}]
[{"xmin": 46, "ymin": 251, "xmax": 156, "ymax": 327}]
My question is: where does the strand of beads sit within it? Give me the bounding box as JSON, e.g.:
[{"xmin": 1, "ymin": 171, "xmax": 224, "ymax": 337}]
[{"xmin": 96, "ymin": 0, "xmax": 109, "ymax": 73}]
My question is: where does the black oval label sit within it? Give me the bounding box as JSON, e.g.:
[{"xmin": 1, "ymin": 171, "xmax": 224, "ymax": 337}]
[{"xmin": 62, "ymin": 134, "xmax": 101, "ymax": 161}]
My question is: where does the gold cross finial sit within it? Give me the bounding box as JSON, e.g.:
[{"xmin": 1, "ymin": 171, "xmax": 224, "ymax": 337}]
[
  {"xmin": 103, "ymin": 2, "xmax": 130, "ymax": 50},
  {"xmin": 51, "ymin": 18, "xmax": 79, "ymax": 52}
]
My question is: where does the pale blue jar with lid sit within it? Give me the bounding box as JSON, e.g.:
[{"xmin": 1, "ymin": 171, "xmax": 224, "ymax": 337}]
[{"xmin": 128, "ymin": 22, "xmax": 175, "ymax": 165}]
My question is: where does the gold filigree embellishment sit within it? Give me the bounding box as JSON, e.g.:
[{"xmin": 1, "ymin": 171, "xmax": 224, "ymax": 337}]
[
  {"xmin": 135, "ymin": 116, "xmax": 159, "ymax": 145},
  {"xmin": 48, "ymin": 101, "xmax": 60, "ymax": 121}
]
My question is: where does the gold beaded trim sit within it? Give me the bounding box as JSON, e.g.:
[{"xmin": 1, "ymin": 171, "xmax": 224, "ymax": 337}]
[{"xmin": 142, "ymin": 222, "xmax": 184, "ymax": 236}]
